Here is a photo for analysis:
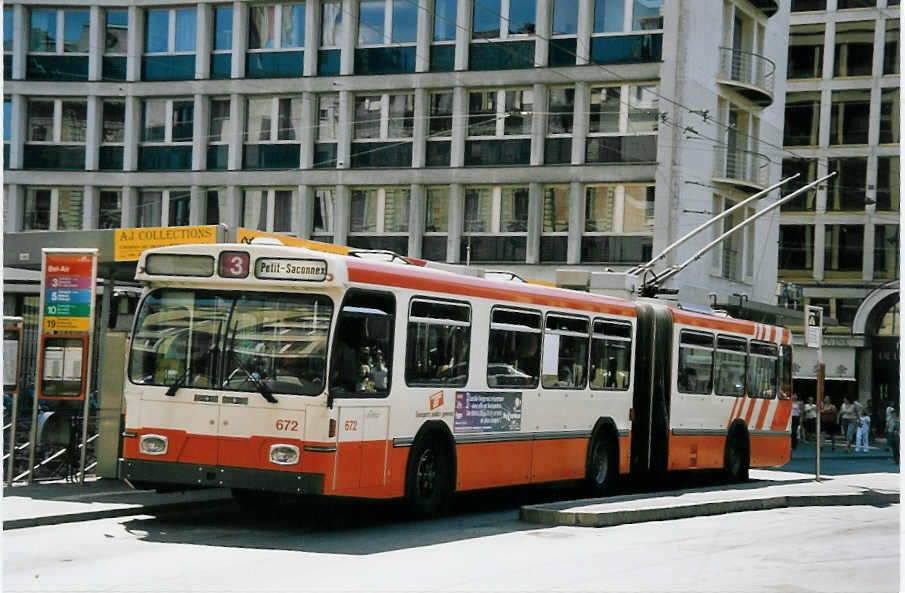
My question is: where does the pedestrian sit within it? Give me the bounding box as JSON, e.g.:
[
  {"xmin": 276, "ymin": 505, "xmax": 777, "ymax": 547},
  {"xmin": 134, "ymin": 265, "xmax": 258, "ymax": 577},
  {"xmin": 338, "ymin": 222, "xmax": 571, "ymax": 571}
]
[
  {"xmin": 888, "ymin": 410, "xmax": 899, "ymax": 465},
  {"xmin": 839, "ymin": 397, "xmax": 858, "ymax": 452},
  {"xmin": 821, "ymin": 397, "xmax": 838, "ymax": 450},
  {"xmin": 790, "ymin": 393, "xmax": 801, "ymax": 449},
  {"xmin": 803, "ymin": 397, "xmax": 817, "ymax": 442},
  {"xmin": 855, "ymin": 408, "xmax": 871, "ymax": 452},
  {"xmin": 886, "ymin": 406, "xmax": 897, "ymax": 451}
]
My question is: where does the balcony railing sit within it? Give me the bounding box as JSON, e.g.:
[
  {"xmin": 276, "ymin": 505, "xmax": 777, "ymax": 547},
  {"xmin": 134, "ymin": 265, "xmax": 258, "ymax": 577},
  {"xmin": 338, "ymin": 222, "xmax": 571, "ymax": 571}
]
[
  {"xmin": 718, "ymin": 47, "xmax": 775, "ymax": 105},
  {"xmin": 713, "ymin": 147, "xmax": 771, "ymax": 189}
]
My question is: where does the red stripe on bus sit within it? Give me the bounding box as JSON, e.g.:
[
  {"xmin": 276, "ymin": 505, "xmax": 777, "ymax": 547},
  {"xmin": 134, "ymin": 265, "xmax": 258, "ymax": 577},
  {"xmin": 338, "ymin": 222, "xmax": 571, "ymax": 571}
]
[
  {"xmin": 346, "ymin": 260, "xmax": 637, "ymax": 317},
  {"xmin": 671, "ymin": 310, "xmax": 756, "ymax": 335},
  {"xmin": 744, "ymin": 399, "xmax": 757, "ymax": 424},
  {"xmin": 771, "ymin": 400, "xmax": 793, "ymax": 432},
  {"xmin": 729, "ymin": 397, "xmax": 742, "ymax": 422},
  {"xmin": 755, "ymin": 400, "xmax": 771, "ymax": 430}
]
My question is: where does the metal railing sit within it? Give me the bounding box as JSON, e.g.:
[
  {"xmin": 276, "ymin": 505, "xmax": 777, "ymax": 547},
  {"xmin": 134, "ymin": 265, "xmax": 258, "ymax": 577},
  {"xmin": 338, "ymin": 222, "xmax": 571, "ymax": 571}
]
[
  {"xmin": 713, "ymin": 147, "xmax": 771, "ymax": 187},
  {"xmin": 718, "ymin": 47, "xmax": 775, "ymax": 99}
]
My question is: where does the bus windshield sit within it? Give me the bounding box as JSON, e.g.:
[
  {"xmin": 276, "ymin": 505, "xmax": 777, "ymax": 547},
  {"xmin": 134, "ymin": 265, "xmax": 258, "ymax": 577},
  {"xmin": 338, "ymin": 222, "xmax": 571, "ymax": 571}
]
[{"xmin": 129, "ymin": 289, "xmax": 333, "ymax": 396}]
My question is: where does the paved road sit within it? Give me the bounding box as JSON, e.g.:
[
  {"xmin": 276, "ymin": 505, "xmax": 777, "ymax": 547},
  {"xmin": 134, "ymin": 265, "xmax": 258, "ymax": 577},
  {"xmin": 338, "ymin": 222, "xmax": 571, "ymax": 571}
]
[{"xmin": 4, "ymin": 469, "xmax": 900, "ymax": 593}]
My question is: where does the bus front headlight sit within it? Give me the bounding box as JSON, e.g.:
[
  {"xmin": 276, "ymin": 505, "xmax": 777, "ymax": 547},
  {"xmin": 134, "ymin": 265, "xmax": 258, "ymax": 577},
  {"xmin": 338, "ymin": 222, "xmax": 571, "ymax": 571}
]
[
  {"xmin": 269, "ymin": 444, "xmax": 300, "ymax": 466},
  {"xmin": 139, "ymin": 434, "xmax": 168, "ymax": 455}
]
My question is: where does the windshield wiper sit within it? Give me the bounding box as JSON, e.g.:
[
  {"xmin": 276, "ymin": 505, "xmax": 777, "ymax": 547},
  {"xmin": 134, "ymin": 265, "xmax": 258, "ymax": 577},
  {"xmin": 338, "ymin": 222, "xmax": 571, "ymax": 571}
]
[
  {"xmin": 165, "ymin": 365, "xmax": 192, "ymax": 397},
  {"xmin": 225, "ymin": 320, "xmax": 277, "ymax": 404}
]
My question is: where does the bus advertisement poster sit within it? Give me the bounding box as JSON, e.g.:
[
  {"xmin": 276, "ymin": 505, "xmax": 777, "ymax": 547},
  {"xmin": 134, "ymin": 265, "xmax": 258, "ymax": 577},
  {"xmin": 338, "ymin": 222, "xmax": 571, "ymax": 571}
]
[{"xmin": 454, "ymin": 391, "xmax": 523, "ymax": 433}]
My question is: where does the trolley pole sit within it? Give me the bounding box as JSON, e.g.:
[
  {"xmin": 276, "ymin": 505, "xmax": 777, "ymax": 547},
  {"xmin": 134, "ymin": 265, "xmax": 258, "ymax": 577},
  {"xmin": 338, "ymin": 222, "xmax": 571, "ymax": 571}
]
[{"xmin": 806, "ymin": 304, "xmax": 824, "ymax": 483}]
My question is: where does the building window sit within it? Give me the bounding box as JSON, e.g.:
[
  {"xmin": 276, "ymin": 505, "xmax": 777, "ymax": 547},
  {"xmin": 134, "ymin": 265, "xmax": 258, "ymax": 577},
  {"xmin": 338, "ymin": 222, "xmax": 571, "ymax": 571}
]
[
  {"xmin": 311, "ymin": 94, "xmax": 338, "ymax": 141},
  {"xmin": 3, "ymin": 98, "xmax": 11, "ymax": 143},
  {"xmin": 4, "ymin": 8, "xmax": 13, "ymax": 53},
  {"xmin": 136, "ymin": 189, "xmax": 191, "ymax": 227},
  {"xmin": 142, "ymin": 98, "xmax": 194, "ymax": 143},
  {"xmin": 879, "ymin": 88, "xmax": 899, "ymax": 144},
  {"xmin": 473, "ymin": 0, "xmax": 536, "ymax": 39},
  {"xmin": 428, "ymin": 91, "xmax": 453, "ymax": 138},
  {"xmin": 787, "ymin": 23, "xmax": 824, "ymax": 79},
  {"xmin": 433, "ymin": 0, "xmax": 457, "ymax": 41},
  {"xmin": 543, "ymin": 185, "xmax": 569, "ymax": 233},
  {"xmin": 29, "ymin": 9, "xmax": 90, "ymax": 53},
  {"xmin": 826, "ymin": 158, "xmax": 867, "ymax": 211},
  {"xmin": 209, "ymin": 98, "xmax": 232, "ymax": 143},
  {"xmin": 585, "ymin": 184, "xmax": 654, "ymax": 233},
  {"xmin": 467, "ymin": 89, "xmax": 533, "ymax": 137},
  {"xmin": 834, "ymin": 21, "xmax": 873, "ymax": 77},
  {"xmin": 358, "ymin": 0, "xmax": 416, "ymax": 45},
  {"xmin": 874, "ymin": 224, "xmax": 899, "ymax": 280},
  {"xmin": 145, "ymin": 8, "xmax": 197, "ymax": 54},
  {"xmin": 876, "ymin": 156, "xmax": 900, "ymax": 212},
  {"xmin": 463, "ymin": 185, "xmax": 528, "ymax": 233},
  {"xmin": 350, "ymin": 187, "xmax": 410, "ymax": 233},
  {"xmin": 27, "ymin": 98, "xmax": 87, "ymax": 143},
  {"xmin": 589, "ymin": 84, "xmax": 658, "ymax": 134},
  {"xmin": 98, "ymin": 189, "xmax": 122, "ymax": 229},
  {"xmin": 791, "ymin": 0, "xmax": 826, "ymax": 10},
  {"xmin": 214, "ymin": 6, "xmax": 233, "ymax": 50},
  {"xmin": 552, "ymin": 0, "xmax": 578, "ymax": 35},
  {"xmin": 246, "ymin": 96, "xmax": 302, "ymax": 142},
  {"xmin": 425, "ymin": 186, "xmax": 449, "ymax": 233},
  {"xmin": 23, "ymin": 187, "xmax": 83, "ymax": 231},
  {"xmin": 241, "ymin": 188, "xmax": 296, "ymax": 233},
  {"xmin": 778, "ymin": 225, "xmax": 815, "ymax": 271},
  {"xmin": 99, "ymin": 100, "xmax": 125, "ymax": 169},
  {"xmin": 593, "ymin": 0, "xmax": 624, "ymax": 33},
  {"xmin": 105, "ymin": 10, "xmax": 128, "ymax": 54},
  {"xmin": 711, "ymin": 195, "xmax": 752, "ymax": 282},
  {"xmin": 837, "ymin": 0, "xmax": 875, "ymax": 8},
  {"xmin": 780, "ymin": 158, "xmax": 818, "ymax": 211},
  {"xmin": 249, "ymin": 3, "xmax": 305, "ymax": 49},
  {"xmin": 547, "ymin": 87, "xmax": 574, "ymax": 135},
  {"xmin": 631, "ymin": 0, "xmax": 663, "ymax": 30},
  {"xmin": 784, "ymin": 92, "xmax": 821, "ymax": 146},
  {"xmin": 824, "ymin": 225, "xmax": 864, "ymax": 274},
  {"xmin": 884, "ymin": 19, "xmax": 899, "ymax": 76},
  {"xmin": 313, "ymin": 187, "xmax": 334, "ymax": 236},
  {"xmin": 353, "ymin": 93, "xmax": 414, "ymax": 139},
  {"xmin": 321, "ymin": 0, "xmax": 344, "ymax": 47},
  {"xmin": 830, "ymin": 89, "xmax": 870, "ymax": 145}
]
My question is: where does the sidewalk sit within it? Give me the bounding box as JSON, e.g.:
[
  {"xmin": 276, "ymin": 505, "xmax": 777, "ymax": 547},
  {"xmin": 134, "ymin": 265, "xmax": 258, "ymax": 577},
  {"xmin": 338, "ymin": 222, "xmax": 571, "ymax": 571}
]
[
  {"xmin": 2, "ymin": 477, "xmax": 233, "ymax": 530},
  {"xmin": 790, "ymin": 437, "xmax": 892, "ymax": 460}
]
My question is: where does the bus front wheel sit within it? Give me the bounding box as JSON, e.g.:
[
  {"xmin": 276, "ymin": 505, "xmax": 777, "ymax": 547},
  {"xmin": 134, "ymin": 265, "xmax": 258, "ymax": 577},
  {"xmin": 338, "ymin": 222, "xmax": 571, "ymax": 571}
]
[{"xmin": 405, "ymin": 435, "xmax": 452, "ymax": 518}]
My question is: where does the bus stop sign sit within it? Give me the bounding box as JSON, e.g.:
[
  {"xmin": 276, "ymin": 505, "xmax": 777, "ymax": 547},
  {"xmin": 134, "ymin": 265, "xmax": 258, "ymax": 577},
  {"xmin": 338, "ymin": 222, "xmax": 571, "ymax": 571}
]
[{"xmin": 805, "ymin": 305, "xmax": 823, "ymax": 348}]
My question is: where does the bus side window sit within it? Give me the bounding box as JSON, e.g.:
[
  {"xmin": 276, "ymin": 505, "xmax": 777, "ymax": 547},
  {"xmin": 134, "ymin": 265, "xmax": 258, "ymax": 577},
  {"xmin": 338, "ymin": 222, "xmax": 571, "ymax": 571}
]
[
  {"xmin": 677, "ymin": 331, "xmax": 714, "ymax": 394},
  {"xmin": 330, "ymin": 290, "xmax": 395, "ymax": 398},
  {"xmin": 714, "ymin": 335, "xmax": 746, "ymax": 397},
  {"xmin": 748, "ymin": 342, "xmax": 778, "ymax": 399},
  {"xmin": 541, "ymin": 314, "xmax": 589, "ymax": 389},
  {"xmin": 405, "ymin": 298, "xmax": 471, "ymax": 387},
  {"xmin": 589, "ymin": 319, "xmax": 632, "ymax": 390},
  {"xmin": 487, "ymin": 307, "xmax": 542, "ymax": 388}
]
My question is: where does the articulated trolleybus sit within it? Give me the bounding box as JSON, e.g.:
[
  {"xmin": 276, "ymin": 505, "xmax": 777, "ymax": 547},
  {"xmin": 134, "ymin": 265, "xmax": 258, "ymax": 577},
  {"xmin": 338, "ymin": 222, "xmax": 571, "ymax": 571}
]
[{"xmin": 121, "ymin": 241, "xmax": 793, "ymax": 515}]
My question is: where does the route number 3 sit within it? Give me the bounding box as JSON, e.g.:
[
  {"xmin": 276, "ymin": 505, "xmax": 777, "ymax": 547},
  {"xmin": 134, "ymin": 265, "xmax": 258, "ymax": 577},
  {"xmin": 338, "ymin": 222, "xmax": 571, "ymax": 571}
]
[{"xmin": 275, "ymin": 419, "xmax": 298, "ymax": 431}]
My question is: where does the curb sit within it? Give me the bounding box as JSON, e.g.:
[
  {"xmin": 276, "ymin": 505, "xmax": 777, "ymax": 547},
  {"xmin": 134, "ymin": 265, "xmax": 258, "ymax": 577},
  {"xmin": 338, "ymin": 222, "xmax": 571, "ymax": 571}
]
[
  {"xmin": 3, "ymin": 497, "xmax": 235, "ymax": 530},
  {"xmin": 519, "ymin": 490, "xmax": 900, "ymax": 528}
]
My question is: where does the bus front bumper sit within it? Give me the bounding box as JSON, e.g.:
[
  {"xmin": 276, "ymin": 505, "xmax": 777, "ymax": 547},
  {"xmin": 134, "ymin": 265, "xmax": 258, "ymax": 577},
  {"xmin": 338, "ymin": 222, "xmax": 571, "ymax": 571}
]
[{"xmin": 119, "ymin": 458, "xmax": 324, "ymax": 494}]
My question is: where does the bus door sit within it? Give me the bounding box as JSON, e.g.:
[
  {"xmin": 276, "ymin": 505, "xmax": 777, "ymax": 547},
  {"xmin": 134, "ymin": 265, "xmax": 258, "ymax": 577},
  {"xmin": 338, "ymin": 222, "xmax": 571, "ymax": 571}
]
[
  {"xmin": 217, "ymin": 293, "xmax": 334, "ymax": 470},
  {"xmin": 329, "ymin": 290, "xmax": 395, "ymax": 492}
]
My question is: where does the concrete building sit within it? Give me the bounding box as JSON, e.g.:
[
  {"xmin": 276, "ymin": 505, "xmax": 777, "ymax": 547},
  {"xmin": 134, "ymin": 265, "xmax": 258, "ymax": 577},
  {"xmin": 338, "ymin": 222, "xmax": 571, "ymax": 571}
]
[
  {"xmin": 779, "ymin": 0, "xmax": 899, "ymax": 413},
  {"xmin": 3, "ymin": 0, "xmax": 790, "ymax": 386}
]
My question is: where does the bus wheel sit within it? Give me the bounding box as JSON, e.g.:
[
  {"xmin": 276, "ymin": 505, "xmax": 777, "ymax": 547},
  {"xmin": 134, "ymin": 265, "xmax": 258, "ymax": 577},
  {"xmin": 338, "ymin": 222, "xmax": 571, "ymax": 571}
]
[
  {"xmin": 724, "ymin": 431, "xmax": 750, "ymax": 483},
  {"xmin": 405, "ymin": 435, "xmax": 451, "ymax": 518},
  {"xmin": 586, "ymin": 432, "xmax": 617, "ymax": 497}
]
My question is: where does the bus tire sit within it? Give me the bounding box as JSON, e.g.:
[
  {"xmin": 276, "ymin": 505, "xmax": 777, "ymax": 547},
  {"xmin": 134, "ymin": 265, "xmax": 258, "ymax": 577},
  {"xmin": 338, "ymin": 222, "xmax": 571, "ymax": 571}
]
[
  {"xmin": 585, "ymin": 430, "xmax": 618, "ymax": 497},
  {"xmin": 405, "ymin": 434, "xmax": 452, "ymax": 518},
  {"xmin": 724, "ymin": 430, "xmax": 750, "ymax": 483}
]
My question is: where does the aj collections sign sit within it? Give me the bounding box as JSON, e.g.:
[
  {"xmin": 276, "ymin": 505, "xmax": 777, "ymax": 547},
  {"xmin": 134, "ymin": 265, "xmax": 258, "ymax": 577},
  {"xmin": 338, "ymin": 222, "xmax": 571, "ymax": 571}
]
[{"xmin": 114, "ymin": 225, "xmax": 218, "ymax": 261}]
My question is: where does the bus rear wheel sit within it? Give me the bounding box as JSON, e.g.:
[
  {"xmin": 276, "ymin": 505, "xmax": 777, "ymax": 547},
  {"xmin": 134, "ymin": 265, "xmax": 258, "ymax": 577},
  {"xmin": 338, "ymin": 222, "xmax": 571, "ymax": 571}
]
[
  {"xmin": 586, "ymin": 432, "xmax": 617, "ymax": 497},
  {"xmin": 405, "ymin": 435, "xmax": 452, "ymax": 518},
  {"xmin": 724, "ymin": 431, "xmax": 750, "ymax": 483}
]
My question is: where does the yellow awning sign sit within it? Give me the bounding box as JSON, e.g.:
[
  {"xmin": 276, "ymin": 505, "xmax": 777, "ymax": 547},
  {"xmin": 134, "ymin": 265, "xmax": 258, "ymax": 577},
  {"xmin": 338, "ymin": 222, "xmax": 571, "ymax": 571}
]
[
  {"xmin": 115, "ymin": 226, "xmax": 219, "ymax": 262},
  {"xmin": 236, "ymin": 229, "xmax": 350, "ymax": 255}
]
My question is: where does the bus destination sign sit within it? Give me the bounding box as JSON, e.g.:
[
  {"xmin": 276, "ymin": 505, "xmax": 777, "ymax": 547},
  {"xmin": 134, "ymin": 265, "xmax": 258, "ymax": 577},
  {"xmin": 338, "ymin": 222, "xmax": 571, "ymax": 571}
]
[{"xmin": 255, "ymin": 258, "xmax": 328, "ymax": 282}]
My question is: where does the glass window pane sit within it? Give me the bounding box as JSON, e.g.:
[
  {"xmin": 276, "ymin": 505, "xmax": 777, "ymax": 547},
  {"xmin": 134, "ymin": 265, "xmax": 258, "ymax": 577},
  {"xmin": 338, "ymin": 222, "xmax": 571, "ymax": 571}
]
[
  {"xmin": 172, "ymin": 101, "xmax": 194, "ymax": 142},
  {"xmin": 834, "ymin": 20, "xmax": 874, "ymax": 77},
  {"xmin": 884, "ymin": 19, "xmax": 899, "ymax": 75},
  {"xmin": 313, "ymin": 187, "xmax": 334, "ymax": 233},
  {"xmin": 27, "ymin": 100, "xmax": 54, "ymax": 142},
  {"xmin": 249, "ymin": 6, "xmax": 276, "ymax": 49},
  {"xmin": 278, "ymin": 97, "xmax": 303, "ymax": 141},
  {"xmin": 628, "ymin": 85, "xmax": 658, "ymax": 132},
  {"xmin": 209, "ymin": 99, "xmax": 231, "ymax": 142},
  {"xmin": 387, "ymin": 94, "xmax": 414, "ymax": 138},
  {"xmin": 60, "ymin": 101, "xmax": 87, "ymax": 142},
  {"xmin": 488, "ymin": 315, "xmax": 540, "ymax": 388},
  {"xmin": 359, "ymin": 0, "xmax": 386, "ymax": 45},
  {"xmin": 3, "ymin": 99, "xmax": 11, "ymax": 142},
  {"xmin": 317, "ymin": 94, "xmax": 339, "ymax": 141},
  {"xmin": 25, "ymin": 188, "xmax": 52, "ymax": 230},
  {"xmin": 241, "ymin": 189, "xmax": 267, "ymax": 229},
  {"xmin": 273, "ymin": 190, "xmax": 293, "ymax": 232},
  {"xmin": 4, "ymin": 8, "xmax": 13, "ymax": 47},
  {"xmin": 433, "ymin": 0, "xmax": 457, "ymax": 41},
  {"xmin": 547, "ymin": 88, "xmax": 574, "ymax": 134},
  {"xmin": 63, "ymin": 10, "xmax": 90, "ymax": 52},
  {"xmin": 29, "ymin": 10, "xmax": 57, "ymax": 52},
  {"xmin": 585, "ymin": 186, "xmax": 615, "ymax": 232},
  {"xmin": 205, "ymin": 189, "xmax": 222, "ymax": 224},
  {"xmin": 168, "ymin": 190, "xmax": 191, "ymax": 226},
  {"xmin": 876, "ymin": 157, "xmax": 900, "ymax": 212},
  {"xmin": 321, "ymin": 0, "xmax": 344, "ymax": 46},
  {"xmin": 175, "ymin": 9, "xmax": 197, "ymax": 52},
  {"xmin": 105, "ymin": 10, "xmax": 129, "ymax": 53},
  {"xmin": 350, "ymin": 189, "xmax": 379, "ymax": 232},
  {"xmin": 98, "ymin": 190, "xmax": 122, "ymax": 229},
  {"xmin": 214, "ymin": 7, "xmax": 234, "ymax": 50},
  {"xmin": 508, "ymin": 0, "xmax": 536, "ymax": 35},
  {"xmin": 464, "ymin": 187, "xmax": 492, "ymax": 232},
  {"xmin": 880, "ymin": 88, "xmax": 899, "ymax": 144},
  {"xmin": 406, "ymin": 302, "xmax": 470, "ymax": 387},
  {"xmin": 473, "ymin": 0, "xmax": 501, "ymax": 39},
  {"xmin": 677, "ymin": 334, "xmax": 713, "ymax": 394},
  {"xmin": 830, "ymin": 89, "xmax": 870, "ymax": 145},
  {"xmin": 282, "ymin": 4, "xmax": 305, "ymax": 48},
  {"xmin": 542, "ymin": 327, "xmax": 588, "ymax": 389},
  {"xmin": 145, "ymin": 10, "xmax": 169, "ymax": 53},
  {"xmin": 543, "ymin": 185, "xmax": 569, "ymax": 232},
  {"xmin": 429, "ymin": 91, "xmax": 453, "ymax": 137},
  {"xmin": 589, "ymin": 86, "xmax": 621, "ymax": 133},
  {"xmin": 247, "ymin": 97, "xmax": 273, "ymax": 142},
  {"xmin": 354, "ymin": 95, "xmax": 382, "ymax": 139},
  {"xmin": 500, "ymin": 187, "xmax": 529, "ymax": 232},
  {"xmin": 784, "ymin": 91, "xmax": 821, "ymax": 146},
  {"xmin": 594, "ymin": 0, "xmax": 624, "ymax": 33},
  {"xmin": 787, "ymin": 23, "xmax": 824, "ymax": 79},
  {"xmin": 468, "ymin": 91, "xmax": 497, "ymax": 136},
  {"xmin": 504, "ymin": 90, "xmax": 533, "ymax": 136},
  {"xmin": 384, "ymin": 187, "xmax": 410, "ymax": 232},
  {"xmin": 632, "ymin": 0, "xmax": 663, "ymax": 30},
  {"xmin": 392, "ymin": 0, "xmax": 417, "ymax": 43},
  {"xmin": 136, "ymin": 191, "xmax": 163, "ymax": 227},
  {"xmin": 553, "ymin": 0, "xmax": 578, "ymax": 35},
  {"xmin": 425, "ymin": 187, "xmax": 449, "ymax": 232}
]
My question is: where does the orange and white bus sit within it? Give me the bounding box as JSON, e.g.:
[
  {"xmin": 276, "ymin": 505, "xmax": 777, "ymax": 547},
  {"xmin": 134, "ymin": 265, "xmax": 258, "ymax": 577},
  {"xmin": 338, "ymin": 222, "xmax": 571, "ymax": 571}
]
[{"xmin": 120, "ymin": 241, "xmax": 793, "ymax": 515}]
